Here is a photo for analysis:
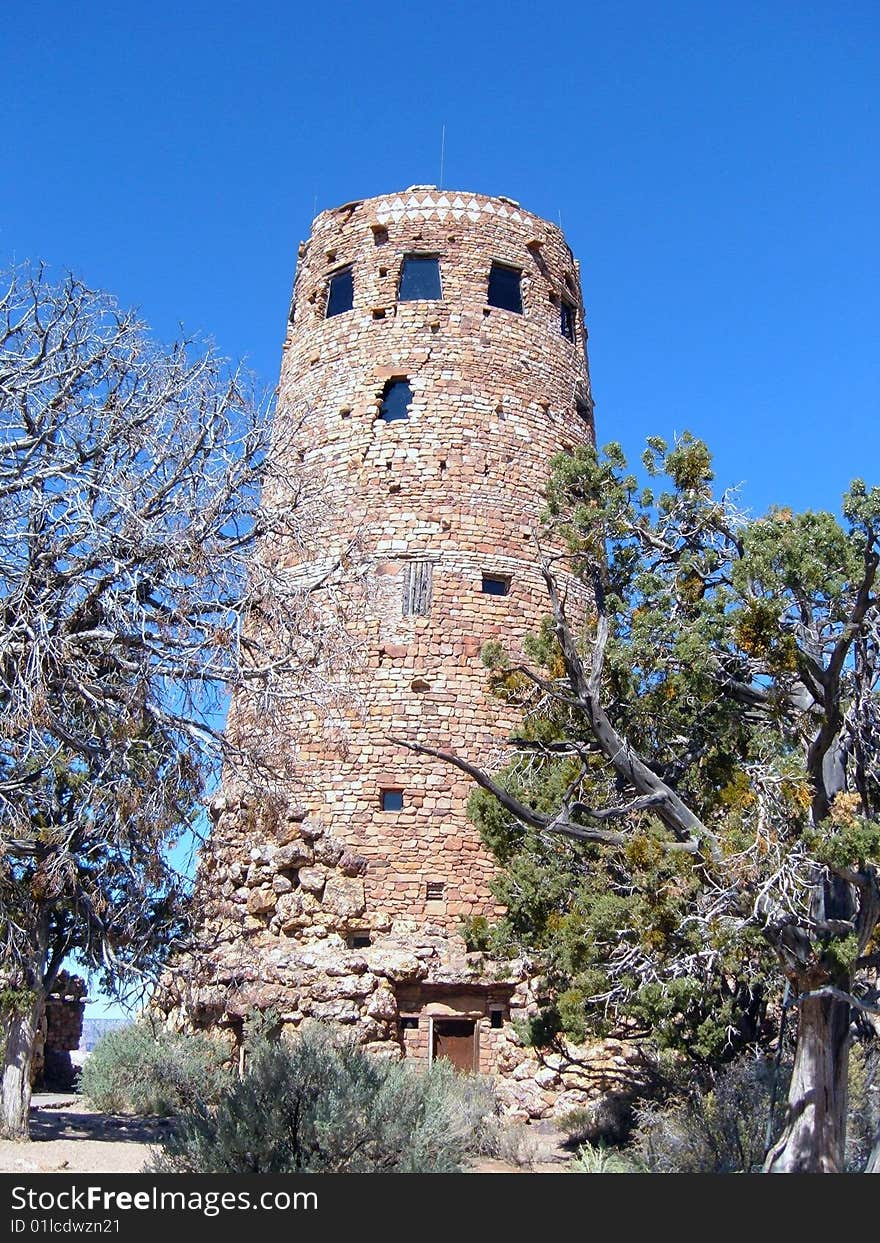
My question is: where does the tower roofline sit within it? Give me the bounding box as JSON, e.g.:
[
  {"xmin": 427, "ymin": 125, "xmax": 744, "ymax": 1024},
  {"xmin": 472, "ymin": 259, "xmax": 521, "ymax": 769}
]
[{"xmin": 310, "ymin": 186, "xmax": 572, "ymax": 250}]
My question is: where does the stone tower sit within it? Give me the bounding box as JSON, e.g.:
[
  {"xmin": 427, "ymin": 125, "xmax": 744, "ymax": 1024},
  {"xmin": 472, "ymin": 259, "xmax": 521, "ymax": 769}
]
[{"xmin": 162, "ymin": 188, "xmax": 618, "ymax": 1118}]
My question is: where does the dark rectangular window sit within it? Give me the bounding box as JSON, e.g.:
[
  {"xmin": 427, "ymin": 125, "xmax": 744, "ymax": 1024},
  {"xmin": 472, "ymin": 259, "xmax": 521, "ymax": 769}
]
[
  {"xmin": 326, "ymin": 267, "xmax": 354, "ymax": 317},
  {"xmin": 403, "ymin": 561, "xmax": 433, "ymax": 616},
  {"xmin": 561, "ymin": 301, "xmax": 576, "ymax": 342},
  {"xmin": 487, "ymin": 263, "xmax": 522, "ymax": 313},
  {"xmin": 482, "ymin": 573, "xmax": 510, "ymax": 596},
  {"xmin": 400, "ymin": 1017, "xmax": 419, "ymax": 1030},
  {"xmin": 381, "ymin": 788, "xmax": 404, "ymax": 811},
  {"xmin": 490, "ymin": 1009, "xmax": 504, "ymax": 1029},
  {"xmin": 399, "ymin": 255, "xmax": 441, "ymax": 301},
  {"xmin": 347, "ymin": 933, "xmax": 372, "ymax": 949},
  {"xmin": 380, "ymin": 379, "xmax": 412, "ymax": 422},
  {"xmin": 426, "ymin": 881, "xmax": 445, "ymax": 901}
]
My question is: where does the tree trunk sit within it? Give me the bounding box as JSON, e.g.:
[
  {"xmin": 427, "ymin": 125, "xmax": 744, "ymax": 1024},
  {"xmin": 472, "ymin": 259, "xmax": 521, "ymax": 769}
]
[
  {"xmin": 764, "ymin": 990, "xmax": 850, "ymax": 1172},
  {"xmin": 866, "ymin": 1126, "xmax": 880, "ymax": 1173},
  {"xmin": 0, "ymin": 989, "xmax": 43, "ymax": 1140}
]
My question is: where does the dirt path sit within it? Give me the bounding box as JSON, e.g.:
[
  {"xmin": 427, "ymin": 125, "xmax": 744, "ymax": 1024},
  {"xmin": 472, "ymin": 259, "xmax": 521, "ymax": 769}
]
[
  {"xmin": 0, "ymin": 1097, "xmax": 168, "ymax": 1174},
  {"xmin": 1, "ymin": 1097, "xmax": 572, "ymax": 1175}
]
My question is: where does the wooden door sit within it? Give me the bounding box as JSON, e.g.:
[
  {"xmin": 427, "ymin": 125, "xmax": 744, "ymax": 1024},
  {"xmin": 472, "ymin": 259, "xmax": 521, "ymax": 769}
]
[{"xmin": 433, "ymin": 1019, "xmax": 477, "ymax": 1072}]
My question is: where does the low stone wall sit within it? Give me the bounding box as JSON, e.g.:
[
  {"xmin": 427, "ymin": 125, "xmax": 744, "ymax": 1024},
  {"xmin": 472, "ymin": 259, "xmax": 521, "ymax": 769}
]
[{"xmin": 31, "ymin": 972, "xmax": 87, "ymax": 1090}]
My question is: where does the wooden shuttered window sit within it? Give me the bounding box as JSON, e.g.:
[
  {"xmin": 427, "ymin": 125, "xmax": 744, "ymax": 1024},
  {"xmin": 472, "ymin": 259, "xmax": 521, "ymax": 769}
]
[{"xmin": 402, "ymin": 561, "xmax": 433, "ymax": 616}]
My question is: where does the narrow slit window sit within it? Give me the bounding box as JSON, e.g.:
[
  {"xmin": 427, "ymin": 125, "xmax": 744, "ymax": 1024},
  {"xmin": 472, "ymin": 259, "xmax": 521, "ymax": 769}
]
[
  {"xmin": 426, "ymin": 881, "xmax": 445, "ymax": 901},
  {"xmin": 561, "ymin": 301, "xmax": 576, "ymax": 342},
  {"xmin": 403, "ymin": 561, "xmax": 433, "ymax": 616},
  {"xmin": 490, "ymin": 1009, "xmax": 504, "ymax": 1029},
  {"xmin": 379, "ymin": 379, "xmax": 413, "ymax": 422},
  {"xmin": 482, "ymin": 573, "xmax": 511, "ymax": 596},
  {"xmin": 398, "ymin": 255, "xmax": 442, "ymax": 301},
  {"xmin": 326, "ymin": 267, "xmax": 354, "ymax": 317},
  {"xmin": 381, "ymin": 788, "xmax": 404, "ymax": 811},
  {"xmin": 487, "ymin": 263, "xmax": 522, "ymax": 313}
]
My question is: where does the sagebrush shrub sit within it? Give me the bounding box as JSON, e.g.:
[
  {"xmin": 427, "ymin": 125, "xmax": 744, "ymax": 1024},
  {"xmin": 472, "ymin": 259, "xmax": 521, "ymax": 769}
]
[
  {"xmin": 630, "ymin": 1056, "xmax": 785, "ymax": 1173},
  {"xmin": 629, "ymin": 1047, "xmax": 879, "ymax": 1173},
  {"xmin": 80, "ymin": 1022, "xmax": 229, "ymax": 1116},
  {"xmin": 557, "ymin": 1093, "xmax": 635, "ymax": 1147},
  {"xmin": 845, "ymin": 1044, "xmax": 880, "ymax": 1173},
  {"xmin": 153, "ymin": 1023, "xmax": 496, "ymax": 1173},
  {"xmin": 570, "ymin": 1141, "xmax": 638, "ymax": 1173}
]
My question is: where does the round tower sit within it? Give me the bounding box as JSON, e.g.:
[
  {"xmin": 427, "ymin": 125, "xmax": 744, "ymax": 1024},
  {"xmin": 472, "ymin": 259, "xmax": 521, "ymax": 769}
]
[
  {"xmin": 269, "ymin": 187, "xmax": 593, "ymax": 921},
  {"xmin": 175, "ymin": 187, "xmax": 598, "ymax": 1093}
]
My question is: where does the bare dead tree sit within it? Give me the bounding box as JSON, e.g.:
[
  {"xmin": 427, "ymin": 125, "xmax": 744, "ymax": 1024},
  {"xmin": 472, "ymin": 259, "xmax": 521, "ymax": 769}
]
[{"xmin": 0, "ymin": 264, "xmax": 357, "ymax": 1137}]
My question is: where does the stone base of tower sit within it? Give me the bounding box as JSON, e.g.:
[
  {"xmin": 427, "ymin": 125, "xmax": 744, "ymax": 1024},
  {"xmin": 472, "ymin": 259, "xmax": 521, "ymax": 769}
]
[{"xmin": 156, "ymin": 794, "xmax": 650, "ymax": 1122}]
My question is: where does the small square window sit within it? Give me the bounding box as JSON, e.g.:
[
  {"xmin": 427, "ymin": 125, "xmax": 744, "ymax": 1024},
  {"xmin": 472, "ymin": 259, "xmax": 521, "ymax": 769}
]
[
  {"xmin": 400, "ymin": 1017, "xmax": 419, "ymax": 1030},
  {"xmin": 561, "ymin": 301, "xmax": 576, "ymax": 342},
  {"xmin": 347, "ymin": 933, "xmax": 372, "ymax": 949},
  {"xmin": 326, "ymin": 267, "xmax": 354, "ymax": 317},
  {"xmin": 381, "ymin": 788, "xmax": 404, "ymax": 811},
  {"xmin": 399, "ymin": 255, "xmax": 442, "ymax": 301},
  {"xmin": 487, "ymin": 263, "xmax": 522, "ymax": 313},
  {"xmin": 379, "ymin": 379, "xmax": 413, "ymax": 422},
  {"xmin": 481, "ymin": 574, "xmax": 510, "ymax": 596},
  {"xmin": 426, "ymin": 881, "xmax": 445, "ymax": 901}
]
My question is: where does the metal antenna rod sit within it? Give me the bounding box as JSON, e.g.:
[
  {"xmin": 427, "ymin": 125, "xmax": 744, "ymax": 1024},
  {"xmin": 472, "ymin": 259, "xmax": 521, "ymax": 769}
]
[{"xmin": 439, "ymin": 124, "xmax": 446, "ymax": 189}]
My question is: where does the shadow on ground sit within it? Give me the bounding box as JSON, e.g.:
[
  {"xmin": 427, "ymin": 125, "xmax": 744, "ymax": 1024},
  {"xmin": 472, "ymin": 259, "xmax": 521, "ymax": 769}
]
[{"xmin": 29, "ymin": 1106, "xmax": 172, "ymax": 1145}]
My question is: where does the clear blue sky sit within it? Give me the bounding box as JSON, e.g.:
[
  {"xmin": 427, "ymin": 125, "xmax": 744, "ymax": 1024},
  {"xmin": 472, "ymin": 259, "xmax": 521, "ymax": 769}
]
[
  {"xmin": 4, "ymin": 2, "xmax": 878, "ymax": 517},
  {"xmin": 3, "ymin": 3, "xmax": 878, "ymax": 1014}
]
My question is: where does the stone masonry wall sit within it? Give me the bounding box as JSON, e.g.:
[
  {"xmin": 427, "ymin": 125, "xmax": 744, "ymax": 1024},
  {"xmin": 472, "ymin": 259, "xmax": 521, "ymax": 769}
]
[
  {"xmin": 161, "ymin": 189, "xmax": 648, "ymax": 1119},
  {"xmin": 159, "ymin": 792, "xmax": 649, "ymax": 1120},
  {"xmin": 30, "ymin": 972, "xmax": 86, "ymax": 1090},
  {"xmin": 227, "ymin": 186, "xmax": 594, "ymax": 928}
]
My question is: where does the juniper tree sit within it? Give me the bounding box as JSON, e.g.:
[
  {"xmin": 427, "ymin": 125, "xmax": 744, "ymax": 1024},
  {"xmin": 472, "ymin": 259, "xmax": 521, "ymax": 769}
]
[
  {"xmin": 0, "ymin": 265, "xmax": 352, "ymax": 1138},
  {"xmin": 400, "ymin": 435, "xmax": 880, "ymax": 1173}
]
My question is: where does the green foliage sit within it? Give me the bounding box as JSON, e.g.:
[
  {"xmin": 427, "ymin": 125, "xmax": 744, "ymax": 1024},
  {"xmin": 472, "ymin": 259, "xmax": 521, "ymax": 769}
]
[
  {"xmin": 79, "ymin": 1022, "xmax": 229, "ymax": 1116},
  {"xmin": 242, "ymin": 1005, "xmax": 283, "ymax": 1053},
  {"xmin": 463, "ymin": 430, "xmax": 880, "ymax": 1098},
  {"xmin": 626, "ymin": 981, "xmax": 744, "ymax": 1065},
  {"xmin": 0, "ymin": 987, "xmax": 35, "ymax": 1018},
  {"xmin": 804, "ymin": 817, "xmax": 880, "ymax": 872},
  {"xmin": 623, "ymin": 1046, "xmax": 879, "ymax": 1173},
  {"xmin": 468, "ymin": 765, "xmax": 773, "ymax": 1059},
  {"xmin": 570, "ymin": 1141, "xmax": 638, "ymax": 1173},
  {"xmin": 630, "ymin": 1056, "xmax": 787, "ymax": 1173},
  {"xmin": 845, "ymin": 1043, "xmax": 880, "ymax": 1173},
  {"xmin": 153, "ymin": 1024, "xmax": 496, "ymax": 1173},
  {"xmin": 556, "ymin": 1093, "xmax": 635, "ymax": 1148},
  {"xmin": 461, "ymin": 914, "xmax": 492, "ymax": 953},
  {"xmin": 481, "ymin": 640, "xmax": 509, "ymax": 670}
]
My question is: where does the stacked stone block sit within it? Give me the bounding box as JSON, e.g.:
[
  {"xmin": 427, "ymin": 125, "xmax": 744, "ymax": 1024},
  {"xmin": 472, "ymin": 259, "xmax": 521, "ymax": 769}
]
[
  {"xmin": 30, "ymin": 972, "xmax": 86, "ymax": 1090},
  {"xmin": 160, "ymin": 188, "xmax": 640, "ymax": 1117},
  {"xmin": 249, "ymin": 186, "xmax": 594, "ymax": 927}
]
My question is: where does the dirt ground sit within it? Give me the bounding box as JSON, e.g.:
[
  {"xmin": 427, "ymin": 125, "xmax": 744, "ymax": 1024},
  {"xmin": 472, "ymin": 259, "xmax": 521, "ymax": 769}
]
[
  {"xmin": 0, "ymin": 1096, "xmax": 168, "ymax": 1174},
  {"xmin": 0, "ymin": 1096, "xmax": 572, "ymax": 1174}
]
